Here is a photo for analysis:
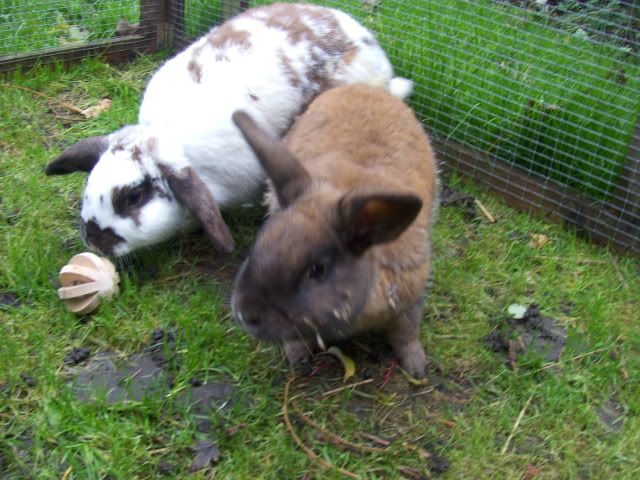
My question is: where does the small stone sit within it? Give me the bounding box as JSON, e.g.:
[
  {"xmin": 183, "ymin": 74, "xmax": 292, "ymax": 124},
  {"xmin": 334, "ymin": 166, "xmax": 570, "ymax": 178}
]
[
  {"xmin": 64, "ymin": 347, "xmax": 91, "ymax": 365},
  {"xmin": 20, "ymin": 373, "xmax": 36, "ymax": 387}
]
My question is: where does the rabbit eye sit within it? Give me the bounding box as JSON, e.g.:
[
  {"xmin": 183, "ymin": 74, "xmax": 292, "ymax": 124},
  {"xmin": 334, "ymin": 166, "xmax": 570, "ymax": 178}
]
[
  {"xmin": 125, "ymin": 188, "xmax": 143, "ymax": 208},
  {"xmin": 307, "ymin": 261, "xmax": 327, "ymax": 281}
]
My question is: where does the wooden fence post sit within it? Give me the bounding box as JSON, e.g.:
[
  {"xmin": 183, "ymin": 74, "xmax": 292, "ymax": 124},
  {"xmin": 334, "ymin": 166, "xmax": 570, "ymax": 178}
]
[
  {"xmin": 220, "ymin": 0, "xmax": 250, "ymax": 21},
  {"xmin": 169, "ymin": 0, "xmax": 185, "ymax": 47},
  {"xmin": 139, "ymin": 0, "xmax": 178, "ymax": 51},
  {"xmin": 612, "ymin": 117, "xmax": 640, "ymax": 252}
]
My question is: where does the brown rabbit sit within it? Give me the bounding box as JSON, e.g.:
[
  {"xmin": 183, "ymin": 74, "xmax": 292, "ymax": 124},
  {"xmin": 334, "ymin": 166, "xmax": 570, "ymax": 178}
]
[{"xmin": 230, "ymin": 84, "xmax": 438, "ymax": 378}]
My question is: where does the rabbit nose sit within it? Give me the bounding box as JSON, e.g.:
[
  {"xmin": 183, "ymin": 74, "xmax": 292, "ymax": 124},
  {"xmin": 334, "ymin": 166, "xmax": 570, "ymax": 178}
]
[
  {"xmin": 244, "ymin": 314, "xmax": 261, "ymax": 328},
  {"xmin": 232, "ymin": 306, "xmax": 260, "ymax": 329}
]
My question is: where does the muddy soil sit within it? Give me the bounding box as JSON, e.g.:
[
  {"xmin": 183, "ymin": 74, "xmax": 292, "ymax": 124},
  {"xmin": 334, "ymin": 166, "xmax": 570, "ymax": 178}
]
[
  {"xmin": 280, "ymin": 333, "xmax": 469, "ymax": 477},
  {"xmin": 485, "ymin": 304, "xmax": 567, "ymax": 369},
  {"xmin": 439, "ymin": 185, "xmax": 478, "ymax": 221},
  {"xmin": 0, "ymin": 292, "xmax": 21, "ymax": 308},
  {"xmin": 61, "ymin": 329, "xmax": 236, "ymax": 473}
]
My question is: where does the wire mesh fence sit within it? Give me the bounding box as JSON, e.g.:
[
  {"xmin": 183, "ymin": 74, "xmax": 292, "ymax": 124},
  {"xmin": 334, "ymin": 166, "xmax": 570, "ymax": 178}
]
[
  {"xmin": 1, "ymin": 0, "xmax": 639, "ymax": 255},
  {"xmin": 0, "ymin": 0, "xmax": 163, "ymax": 71}
]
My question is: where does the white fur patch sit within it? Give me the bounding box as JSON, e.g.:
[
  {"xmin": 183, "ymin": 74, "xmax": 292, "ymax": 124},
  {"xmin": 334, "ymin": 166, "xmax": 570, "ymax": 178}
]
[
  {"xmin": 388, "ymin": 77, "xmax": 414, "ymax": 99},
  {"xmin": 79, "ymin": 4, "xmax": 402, "ymax": 256}
]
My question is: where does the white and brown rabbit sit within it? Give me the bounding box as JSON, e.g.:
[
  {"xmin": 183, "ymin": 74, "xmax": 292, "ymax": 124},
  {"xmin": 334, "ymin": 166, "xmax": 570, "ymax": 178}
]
[
  {"xmin": 230, "ymin": 84, "xmax": 438, "ymax": 378},
  {"xmin": 44, "ymin": 3, "xmax": 412, "ymax": 257}
]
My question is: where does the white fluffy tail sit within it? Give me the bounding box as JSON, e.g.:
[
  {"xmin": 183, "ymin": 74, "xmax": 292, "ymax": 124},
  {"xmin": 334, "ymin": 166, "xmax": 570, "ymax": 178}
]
[{"xmin": 388, "ymin": 77, "xmax": 414, "ymax": 99}]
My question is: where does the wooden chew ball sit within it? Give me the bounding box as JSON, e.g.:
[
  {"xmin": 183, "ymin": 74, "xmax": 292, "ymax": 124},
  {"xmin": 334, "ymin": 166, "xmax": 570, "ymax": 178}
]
[{"xmin": 57, "ymin": 252, "xmax": 120, "ymax": 315}]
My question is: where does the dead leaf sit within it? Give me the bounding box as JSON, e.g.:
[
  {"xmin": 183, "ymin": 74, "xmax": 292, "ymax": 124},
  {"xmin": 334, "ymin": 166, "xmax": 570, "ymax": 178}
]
[
  {"xmin": 189, "ymin": 439, "xmax": 220, "ymax": 472},
  {"xmin": 529, "ymin": 234, "xmax": 551, "ymax": 249},
  {"xmin": 325, "ymin": 346, "xmax": 356, "ymax": 382},
  {"xmin": 224, "ymin": 423, "xmax": 247, "ymax": 436},
  {"xmin": 400, "ymin": 368, "xmax": 430, "ymax": 386},
  {"xmin": 398, "ymin": 466, "xmax": 428, "ymax": 480},
  {"xmin": 523, "ymin": 464, "xmax": 543, "ymax": 479},
  {"xmin": 81, "ymin": 99, "xmax": 112, "ymax": 118}
]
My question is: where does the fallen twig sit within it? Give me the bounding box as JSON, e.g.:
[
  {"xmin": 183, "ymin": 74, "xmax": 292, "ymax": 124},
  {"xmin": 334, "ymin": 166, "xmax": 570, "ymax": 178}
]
[
  {"xmin": 501, "ymin": 392, "xmax": 534, "ymax": 455},
  {"xmin": 398, "ymin": 466, "xmax": 426, "ymax": 479},
  {"xmin": 148, "ymin": 447, "xmax": 172, "ymax": 455},
  {"xmin": 381, "ymin": 358, "xmax": 399, "ymax": 388},
  {"xmin": 474, "ymin": 198, "xmax": 496, "ymax": 223},
  {"xmin": 292, "ymin": 402, "xmax": 387, "ymax": 454},
  {"xmin": 423, "ymin": 414, "xmax": 457, "ymax": 429},
  {"xmin": 2, "ymin": 83, "xmax": 85, "ymax": 115},
  {"xmin": 321, "ymin": 378, "xmax": 374, "ymax": 397},
  {"xmin": 52, "ymin": 114, "xmax": 82, "ymax": 122},
  {"xmin": 537, "ymin": 339, "xmax": 620, "ymax": 373},
  {"xmin": 533, "ymin": 255, "xmax": 607, "ymax": 264},
  {"xmin": 61, "ymin": 466, "xmax": 73, "ymax": 480},
  {"xmin": 402, "ymin": 441, "xmax": 432, "ymax": 461},
  {"xmin": 283, "ymin": 378, "xmax": 359, "ymax": 479},
  {"xmin": 224, "ymin": 423, "xmax": 247, "ymax": 436},
  {"xmin": 355, "ymin": 432, "xmax": 391, "ymax": 447}
]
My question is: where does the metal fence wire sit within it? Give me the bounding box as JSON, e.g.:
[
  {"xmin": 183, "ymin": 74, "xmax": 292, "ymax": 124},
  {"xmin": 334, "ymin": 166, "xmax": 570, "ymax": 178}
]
[{"xmin": 1, "ymin": 0, "xmax": 639, "ymax": 256}]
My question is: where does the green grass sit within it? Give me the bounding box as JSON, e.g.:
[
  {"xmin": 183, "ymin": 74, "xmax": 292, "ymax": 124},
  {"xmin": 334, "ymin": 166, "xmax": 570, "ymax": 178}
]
[
  {"xmin": 1, "ymin": 57, "xmax": 639, "ymax": 479},
  {"xmin": 250, "ymin": 0, "xmax": 640, "ymax": 200},
  {"xmin": 2, "ymin": 0, "xmax": 639, "ymax": 200},
  {"xmin": 182, "ymin": 0, "xmax": 222, "ymax": 38},
  {"xmin": 0, "ymin": 0, "xmax": 140, "ymax": 56}
]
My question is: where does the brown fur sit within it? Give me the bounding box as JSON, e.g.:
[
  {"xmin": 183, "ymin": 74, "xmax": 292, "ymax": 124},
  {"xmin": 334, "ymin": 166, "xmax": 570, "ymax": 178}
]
[
  {"xmin": 275, "ymin": 85, "xmax": 436, "ymax": 334},
  {"xmin": 188, "ymin": 3, "xmax": 358, "ymax": 90},
  {"xmin": 255, "ymin": 4, "xmax": 356, "ymax": 91},
  {"xmin": 188, "ymin": 23, "xmax": 251, "ymax": 82},
  {"xmin": 158, "ymin": 165, "xmax": 235, "ymax": 255},
  {"xmin": 187, "ymin": 60, "xmax": 203, "ymax": 83},
  {"xmin": 232, "ymin": 85, "xmax": 438, "ymax": 377},
  {"xmin": 207, "ymin": 24, "xmax": 252, "ymax": 50},
  {"xmin": 279, "ymin": 52, "xmax": 302, "ymax": 88}
]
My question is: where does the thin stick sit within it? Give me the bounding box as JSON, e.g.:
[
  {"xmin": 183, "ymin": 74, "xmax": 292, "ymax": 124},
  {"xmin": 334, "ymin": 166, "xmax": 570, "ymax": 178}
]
[
  {"xmin": 148, "ymin": 447, "xmax": 171, "ymax": 455},
  {"xmin": 283, "ymin": 378, "xmax": 359, "ymax": 479},
  {"xmin": 423, "ymin": 414, "xmax": 457, "ymax": 429},
  {"xmin": 292, "ymin": 402, "xmax": 387, "ymax": 454},
  {"xmin": 321, "ymin": 378, "xmax": 374, "ymax": 397},
  {"xmin": 52, "ymin": 114, "xmax": 82, "ymax": 122},
  {"xmin": 355, "ymin": 432, "xmax": 391, "ymax": 447},
  {"xmin": 1, "ymin": 83, "xmax": 85, "ymax": 115},
  {"xmin": 501, "ymin": 393, "xmax": 534, "ymax": 455},
  {"xmin": 61, "ymin": 466, "xmax": 73, "ymax": 480},
  {"xmin": 534, "ymin": 255, "xmax": 608, "ymax": 264},
  {"xmin": 474, "ymin": 198, "xmax": 496, "ymax": 223},
  {"xmin": 536, "ymin": 341, "xmax": 619, "ymax": 372}
]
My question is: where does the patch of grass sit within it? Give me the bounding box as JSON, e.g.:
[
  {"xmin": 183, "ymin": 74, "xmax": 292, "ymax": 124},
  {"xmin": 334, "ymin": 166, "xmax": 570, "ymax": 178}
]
[
  {"xmin": 182, "ymin": 0, "xmax": 223, "ymax": 38},
  {"xmin": 2, "ymin": 0, "xmax": 639, "ymax": 200},
  {"xmin": 370, "ymin": 0, "xmax": 640, "ymax": 200},
  {"xmin": 0, "ymin": 0, "xmax": 140, "ymax": 56},
  {"xmin": 1, "ymin": 57, "xmax": 639, "ymax": 478},
  {"xmin": 248, "ymin": 0, "xmax": 640, "ymax": 200}
]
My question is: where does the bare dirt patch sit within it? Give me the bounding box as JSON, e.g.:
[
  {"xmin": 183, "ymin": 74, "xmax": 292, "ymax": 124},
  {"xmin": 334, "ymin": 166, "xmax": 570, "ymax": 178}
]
[
  {"xmin": 279, "ymin": 334, "xmax": 470, "ymax": 477},
  {"xmin": 61, "ymin": 328, "xmax": 237, "ymax": 473},
  {"xmin": 485, "ymin": 304, "xmax": 567, "ymax": 370}
]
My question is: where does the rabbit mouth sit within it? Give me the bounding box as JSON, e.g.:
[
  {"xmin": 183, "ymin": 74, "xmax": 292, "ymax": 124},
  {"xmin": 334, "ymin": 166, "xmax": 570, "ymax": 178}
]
[{"xmin": 81, "ymin": 218, "xmax": 126, "ymax": 257}]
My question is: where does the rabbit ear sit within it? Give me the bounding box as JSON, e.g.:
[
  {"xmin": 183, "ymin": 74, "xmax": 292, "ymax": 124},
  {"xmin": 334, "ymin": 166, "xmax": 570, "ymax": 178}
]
[
  {"xmin": 160, "ymin": 165, "xmax": 235, "ymax": 254},
  {"xmin": 337, "ymin": 192, "xmax": 423, "ymax": 255},
  {"xmin": 232, "ymin": 110, "xmax": 310, "ymax": 207},
  {"xmin": 45, "ymin": 136, "xmax": 109, "ymax": 175}
]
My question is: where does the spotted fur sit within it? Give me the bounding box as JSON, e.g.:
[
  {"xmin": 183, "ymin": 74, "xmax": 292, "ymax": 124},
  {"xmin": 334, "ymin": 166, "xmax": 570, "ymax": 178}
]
[{"xmin": 45, "ymin": 3, "xmax": 412, "ymax": 257}]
